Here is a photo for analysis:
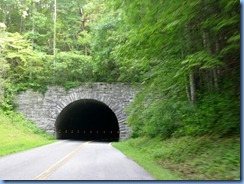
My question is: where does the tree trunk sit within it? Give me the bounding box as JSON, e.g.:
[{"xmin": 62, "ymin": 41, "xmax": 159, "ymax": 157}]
[
  {"xmin": 29, "ymin": 1, "xmax": 36, "ymax": 80},
  {"xmin": 213, "ymin": 69, "xmax": 218, "ymax": 90},
  {"xmin": 53, "ymin": 0, "xmax": 57, "ymax": 84},
  {"xmin": 212, "ymin": 36, "xmax": 221, "ymax": 90},
  {"xmin": 185, "ymin": 80, "xmax": 191, "ymax": 104},
  {"xmin": 53, "ymin": 0, "xmax": 57, "ymax": 57},
  {"xmin": 32, "ymin": 1, "xmax": 36, "ymax": 50},
  {"xmin": 189, "ymin": 71, "xmax": 196, "ymax": 104}
]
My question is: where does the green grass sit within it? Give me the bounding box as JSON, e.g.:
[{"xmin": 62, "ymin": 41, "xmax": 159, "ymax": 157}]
[
  {"xmin": 113, "ymin": 138, "xmax": 181, "ymax": 180},
  {"xmin": 0, "ymin": 110, "xmax": 56, "ymax": 156},
  {"xmin": 113, "ymin": 136, "xmax": 240, "ymax": 180}
]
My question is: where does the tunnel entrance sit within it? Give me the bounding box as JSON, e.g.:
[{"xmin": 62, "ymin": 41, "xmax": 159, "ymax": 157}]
[{"xmin": 55, "ymin": 99, "xmax": 119, "ymax": 142}]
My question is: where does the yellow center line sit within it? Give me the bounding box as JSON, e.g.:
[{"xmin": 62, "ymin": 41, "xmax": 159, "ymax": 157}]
[{"xmin": 34, "ymin": 141, "xmax": 91, "ymax": 180}]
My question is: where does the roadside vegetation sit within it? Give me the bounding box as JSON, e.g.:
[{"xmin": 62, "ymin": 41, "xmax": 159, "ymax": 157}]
[
  {"xmin": 0, "ymin": 110, "xmax": 55, "ymax": 157},
  {"xmin": 113, "ymin": 136, "xmax": 240, "ymax": 180},
  {"xmin": 0, "ymin": 0, "xmax": 240, "ymax": 180}
]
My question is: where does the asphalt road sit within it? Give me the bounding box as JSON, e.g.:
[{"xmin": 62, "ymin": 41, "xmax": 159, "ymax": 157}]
[{"xmin": 0, "ymin": 141, "xmax": 154, "ymax": 180}]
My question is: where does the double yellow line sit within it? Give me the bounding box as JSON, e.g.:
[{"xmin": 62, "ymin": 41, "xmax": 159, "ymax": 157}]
[{"xmin": 34, "ymin": 141, "xmax": 90, "ymax": 180}]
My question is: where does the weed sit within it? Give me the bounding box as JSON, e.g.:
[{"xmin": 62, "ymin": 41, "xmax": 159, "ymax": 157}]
[
  {"xmin": 113, "ymin": 136, "xmax": 240, "ymax": 180},
  {"xmin": 0, "ymin": 110, "xmax": 56, "ymax": 156}
]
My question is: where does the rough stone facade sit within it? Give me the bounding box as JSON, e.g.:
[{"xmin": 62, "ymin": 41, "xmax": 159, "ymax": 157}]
[{"xmin": 16, "ymin": 83, "xmax": 137, "ymax": 140}]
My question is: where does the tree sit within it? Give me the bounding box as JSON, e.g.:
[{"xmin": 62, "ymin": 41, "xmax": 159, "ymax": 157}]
[{"xmin": 99, "ymin": 0, "xmax": 240, "ymax": 137}]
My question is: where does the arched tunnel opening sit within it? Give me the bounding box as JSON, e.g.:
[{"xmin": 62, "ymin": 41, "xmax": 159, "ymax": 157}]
[{"xmin": 55, "ymin": 99, "xmax": 119, "ymax": 142}]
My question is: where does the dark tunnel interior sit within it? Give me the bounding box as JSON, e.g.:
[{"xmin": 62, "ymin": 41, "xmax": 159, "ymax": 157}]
[{"xmin": 55, "ymin": 99, "xmax": 119, "ymax": 142}]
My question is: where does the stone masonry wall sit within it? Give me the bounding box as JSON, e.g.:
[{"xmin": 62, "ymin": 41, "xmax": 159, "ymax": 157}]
[{"xmin": 16, "ymin": 83, "xmax": 137, "ymax": 140}]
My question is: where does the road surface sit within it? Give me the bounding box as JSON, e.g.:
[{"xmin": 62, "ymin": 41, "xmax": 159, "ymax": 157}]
[{"xmin": 0, "ymin": 140, "xmax": 154, "ymax": 180}]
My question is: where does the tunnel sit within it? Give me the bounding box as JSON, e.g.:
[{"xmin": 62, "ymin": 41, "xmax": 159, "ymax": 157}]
[{"xmin": 55, "ymin": 99, "xmax": 120, "ymax": 142}]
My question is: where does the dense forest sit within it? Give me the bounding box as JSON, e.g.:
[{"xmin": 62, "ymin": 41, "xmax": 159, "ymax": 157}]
[{"xmin": 0, "ymin": 0, "xmax": 240, "ymax": 139}]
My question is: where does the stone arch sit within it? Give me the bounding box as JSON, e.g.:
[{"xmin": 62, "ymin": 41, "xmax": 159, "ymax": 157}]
[
  {"xmin": 48, "ymin": 91, "xmax": 128, "ymax": 140},
  {"xmin": 16, "ymin": 83, "xmax": 137, "ymax": 140},
  {"xmin": 55, "ymin": 99, "xmax": 120, "ymax": 141}
]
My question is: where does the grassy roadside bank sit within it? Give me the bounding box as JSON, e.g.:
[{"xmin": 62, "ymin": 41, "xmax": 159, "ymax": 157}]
[
  {"xmin": 0, "ymin": 110, "xmax": 56, "ymax": 157},
  {"xmin": 113, "ymin": 136, "xmax": 240, "ymax": 180}
]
